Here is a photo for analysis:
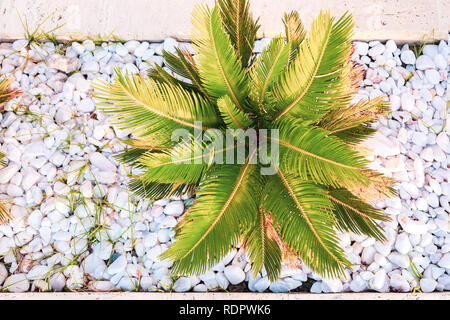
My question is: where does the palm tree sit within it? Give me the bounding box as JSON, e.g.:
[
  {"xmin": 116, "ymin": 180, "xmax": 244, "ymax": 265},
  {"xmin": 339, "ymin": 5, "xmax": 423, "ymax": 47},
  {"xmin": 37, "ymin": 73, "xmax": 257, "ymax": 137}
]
[{"xmin": 94, "ymin": 0, "xmax": 396, "ymax": 281}]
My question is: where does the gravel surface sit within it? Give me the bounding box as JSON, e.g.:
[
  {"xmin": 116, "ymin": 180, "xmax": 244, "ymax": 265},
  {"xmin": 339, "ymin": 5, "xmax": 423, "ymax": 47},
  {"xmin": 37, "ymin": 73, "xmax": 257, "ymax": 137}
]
[{"xmin": 0, "ymin": 35, "xmax": 448, "ymax": 293}]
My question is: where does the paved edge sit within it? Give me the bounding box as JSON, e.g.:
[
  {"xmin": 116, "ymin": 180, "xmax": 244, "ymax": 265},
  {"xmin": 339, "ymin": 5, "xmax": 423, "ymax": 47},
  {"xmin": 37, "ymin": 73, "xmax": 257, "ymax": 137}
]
[
  {"xmin": 0, "ymin": 292, "xmax": 449, "ymax": 300},
  {"xmin": 0, "ymin": 0, "xmax": 448, "ymax": 42}
]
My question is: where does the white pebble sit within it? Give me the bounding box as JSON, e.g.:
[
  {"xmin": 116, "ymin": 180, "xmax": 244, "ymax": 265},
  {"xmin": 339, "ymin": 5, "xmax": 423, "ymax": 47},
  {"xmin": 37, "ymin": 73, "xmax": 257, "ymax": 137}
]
[
  {"xmin": 4, "ymin": 274, "xmax": 29, "ymax": 292},
  {"xmin": 224, "ymin": 265, "xmax": 245, "ymax": 285},
  {"xmin": 400, "ymin": 50, "xmax": 416, "ymax": 65}
]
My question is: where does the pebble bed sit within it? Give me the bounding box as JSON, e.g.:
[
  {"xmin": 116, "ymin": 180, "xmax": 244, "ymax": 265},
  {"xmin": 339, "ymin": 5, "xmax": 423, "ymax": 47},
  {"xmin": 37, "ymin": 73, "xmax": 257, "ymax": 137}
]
[{"xmin": 0, "ymin": 35, "xmax": 448, "ymax": 293}]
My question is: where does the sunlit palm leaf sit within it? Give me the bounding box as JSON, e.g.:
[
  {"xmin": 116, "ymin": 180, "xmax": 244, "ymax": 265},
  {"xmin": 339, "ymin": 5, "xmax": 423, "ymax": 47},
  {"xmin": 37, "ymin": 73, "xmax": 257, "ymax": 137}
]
[
  {"xmin": 93, "ymin": 69, "xmax": 221, "ymax": 144},
  {"xmin": 114, "ymin": 147, "xmax": 147, "ymax": 168},
  {"xmin": 249, "ymin": 37, "xmax": 291, "ymax": 112},
  {"xmin": 282, "ymin": 10, "xmax": 306, "ymax": 63},
  {"xmin": 159, "ymin": 47, "xmax": 210, "ymax": 98},
  {"xmin": 192, "ymin": 5, "xmax": 250, "ymax": 112},
  {"xmin": 114, "ymin": 137, "xmax": 168, "ymax": 168},
  {"xmin": 243, "ymin": 208, "xmax": 283, "ymax": 282},
  {"xmin": 217, "ymin": 95, "xmax": 253, "ymax": 129},
  {"xmin": 161, "ymin": 161, "xmax": 261, "ymax": 275},
  {"xmin": 217, "ymin": 0, "xmax": 260, "ymax": 67},
  {"xmin": 148, "ymin": 63, "xmax": 200, "ymax": 94},
  {"xmin": 335, "ymin": 125, "xmax": 378, "ymax": 144},
  {"xmin": 269, "ymin": 11, "xmax": 354, "ymax": 122},
  {"xmin": 273, "ymin": 119, "xmax": 368, "ymax": 188},
  {"xmin": 319, "ymin": 96, "xmax": 390, "ymax": 143},
  {"xmin": 128, "ymin": 179, "xmax": 197, "ymax": 200},
  {"xmin": 138, "ymin": 138, "xmax": 236, "ymax": 184},
  {"xmin": 346, "ymin": 168, "xmax": 398, "ymax": 204},
  {"xmin": 263, "ymin": 171, "xmax": 350, "ymax": 278},
  {"xmin": 328, "ymin": 188, "xmax": 390, "ymax": 241}
]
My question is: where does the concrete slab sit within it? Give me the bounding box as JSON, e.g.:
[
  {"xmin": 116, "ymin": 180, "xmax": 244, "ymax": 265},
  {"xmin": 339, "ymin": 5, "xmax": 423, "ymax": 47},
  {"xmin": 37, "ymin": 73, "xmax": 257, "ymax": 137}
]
[
  {"xmin": 0, "ymin": 0, "xmax": 447, "ymax": 42},
  {"xmin": 0, "ymin": 292, "xmax": 449, "ymax": 300}
]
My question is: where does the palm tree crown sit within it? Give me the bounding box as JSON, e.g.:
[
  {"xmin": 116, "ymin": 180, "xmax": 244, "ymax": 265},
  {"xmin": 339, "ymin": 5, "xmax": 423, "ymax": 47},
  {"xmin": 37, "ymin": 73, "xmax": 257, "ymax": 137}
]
[{"xmin": 94, "ymin": 0, "xmax": 396, "ymax": 281}]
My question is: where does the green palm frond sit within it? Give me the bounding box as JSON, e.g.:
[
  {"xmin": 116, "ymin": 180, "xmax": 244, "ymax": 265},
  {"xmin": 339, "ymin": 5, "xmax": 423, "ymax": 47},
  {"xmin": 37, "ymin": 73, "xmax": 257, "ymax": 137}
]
[
  {"xmin": 217, "ymin": 95, "xmax": 253, "ymax": 129},
  {"xmin": 158, "ymin": 47, "xmax": 210, "ymax": 98},
  {"xmin": 128, "ymin": 179, "xmax": 197, "ymax": 200},
  {"xmin": 347, "ymin": 168, "xmax": 398, "ymax": 204},
  {"xmin": 274, "ymin": 119, "xmax": 368, "ymax": 188},
  {"xmin": 93, "ymin": 69, "xmax": 221, "ymax": 144},
  {"xmin": 268, "ymin": 11, "xmax": 354, "ymax": 122},
  {"xmin": 282, "ymin": 10, "xmax": 306, "ymax": 63},
  {"xmin": 138, "ymin": 138, "xmax": 219, "ymax": 184},
  {"xmin": 263, "ymin": 171, "xmax": 350, "ymax": 278},
  {"xmin": 113, "ymin": 137, "xmax": 167, "ymax": 167},
  {"xmin": 217, "ymin": 0, "xmax": 260, "ymax": 67},
  {"xmin": 243, "ymin": 208, "xmax": 282, "ymax": 282},
  {"xmin": 328, "ymin": 188, "xmax": 390, "ymax": 241},
  {"xmin": 192, "ymin": 5, "xmax": 250, "ymax": 113},
  {"xmin": 161, "ymin": 162, "xmax": 261, "ymax": 275},
  {"xmin": 319, "ymin": 96, "xmax": 390, "ymax": 143},
  {"xmin": 114, "ymin": 147, "xmax": 147, "ymax": 167},
  {"xmin": 148, "ymin": 63, "xmax": 200, "ymax": 94},
  {"xmin": 334, "ymin": 125, "xmax": 377, "ymax": 145}
]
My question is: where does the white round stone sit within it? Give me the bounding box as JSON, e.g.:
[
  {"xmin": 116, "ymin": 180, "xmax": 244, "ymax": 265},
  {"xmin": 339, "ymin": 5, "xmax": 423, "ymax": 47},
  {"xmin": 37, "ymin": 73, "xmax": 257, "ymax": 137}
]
[
  {"xmin": 55, "ymin": 106, "xmax": 72, "ymax": 123},
  {"xmin": 118, "ymin": 276, "xmax": 137, "ymax": 291},
  {"xmin": 415, "ymin": 55, "xmax": 435, "ymax": 70},
  {"xmin": 88, "ymin": 152, "xmax": 116, "ymax": 172},
  {"xmin": 400, "ymin": 50, "xmax": 416, "ymax": 65},
  {"xmin": 163, "ymin": 201, "xmax": 184, "ymax": 216},
  {"xmin": 124, "ymin": 40, "xmax": 140, "ymax": 52},
  {"xmin": 77, "ymin": 98, "xmax": 96, "ymax": 112},
  {"xmin": 163, "ymin": 38, "xmax": 178, "ymax": 54},
  {"xmin": 438, "ymin": 254, "xmax": 450, "ymax": 269},
  {"xmin": 420, "ymin": 278, "xmax": 437, "ymax": 293},
  {"xmin": 355, "ymin": 42, "xmax": 369, "ymax": 56},
  {"xmin": 134, "ymin": 42, "xmax": 149, "ymax": 57},
  {"xmin": 115, "ymin": 43, "xmax": 129, "ymax": 57},
  {"xmin": 368, "ymin": 44, "xmax": 385, "ymax": 57},
  {"xmin": 425, "ymin": 69, "xmax": 441, "ymax": 84},
  {"xmin": 81, "ymin": 60, "xmax": 99, "ymax": 73},
  {"xmin": 49, "ymin": 272, "xmax": 66, "ymax": 291},
  {"xmin": 371, "ymin": 269, "xmax": 387, "ymax": 290},
  {"xmin": 4, "ymin": 274, "xmax": 29, "ymax": 292},
  {"xmin": 82, "ymin": 39, "xmax": 96, "ymax": 51},
  {"xmin": 0, "ymin": 165, "xmax": 19, "ymax": 184},
  {"xmin": 394, "ymin": 233, "xmax": 411, "ymax": 255},
  {"xmin": 350, "ymin": 275, "xmax": 367, "ymax": 292},
  {"xmin": 107, "ymin": 255, "xmax": 127, "ymax": 275},
  {"xmin": 173, "ymin": 277, "xmax": 191, "ymax": 292},
  {"xmin": 224, "ymin": 265, "xmax": 245, "ymax": 285}
]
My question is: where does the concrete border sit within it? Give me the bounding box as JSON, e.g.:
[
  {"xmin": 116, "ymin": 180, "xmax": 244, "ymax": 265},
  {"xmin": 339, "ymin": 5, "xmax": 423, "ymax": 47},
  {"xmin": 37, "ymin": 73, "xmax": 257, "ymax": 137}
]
[
  {"xmin": 0, "ymin": 0, "xmax": 448, "ymax": 42},
  {"xmin": 0, "ymin": 292, "xmax": 449, "ymax": 300}
]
